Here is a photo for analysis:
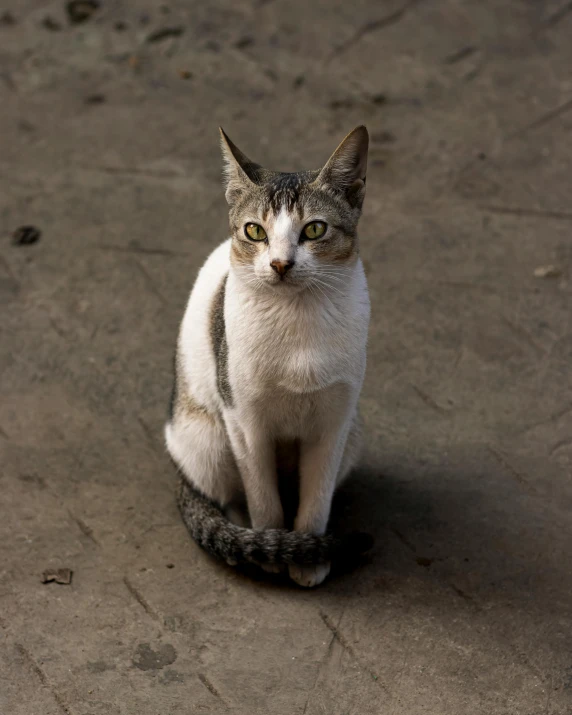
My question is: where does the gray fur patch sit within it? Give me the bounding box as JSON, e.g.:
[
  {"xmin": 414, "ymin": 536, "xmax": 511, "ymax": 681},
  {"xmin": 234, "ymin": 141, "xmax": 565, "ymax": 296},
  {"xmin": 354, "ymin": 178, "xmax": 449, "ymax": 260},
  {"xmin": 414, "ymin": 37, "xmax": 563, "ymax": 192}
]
[
  {"xmin": 210, "ymin": 274, "xmax": 233, "ymax": 407},
  {"xmin": 265, "ymin": 171, "xmax": 317, "ymax": 214}
]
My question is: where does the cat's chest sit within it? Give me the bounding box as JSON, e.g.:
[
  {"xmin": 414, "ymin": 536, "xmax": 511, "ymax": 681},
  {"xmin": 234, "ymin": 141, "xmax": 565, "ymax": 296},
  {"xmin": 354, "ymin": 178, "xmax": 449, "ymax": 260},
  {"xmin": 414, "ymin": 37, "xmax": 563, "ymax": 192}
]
[{"xmin": 229, "ymin": 298, "xmax": 359, "ymax": 393}]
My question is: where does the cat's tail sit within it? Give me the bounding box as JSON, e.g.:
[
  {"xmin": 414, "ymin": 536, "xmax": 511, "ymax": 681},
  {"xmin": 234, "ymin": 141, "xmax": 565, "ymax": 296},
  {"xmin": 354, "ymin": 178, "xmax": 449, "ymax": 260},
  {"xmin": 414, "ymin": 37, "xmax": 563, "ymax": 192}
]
[{"xmin": 176, "ymin": 477, "xmax": 373, "ymax": 567}]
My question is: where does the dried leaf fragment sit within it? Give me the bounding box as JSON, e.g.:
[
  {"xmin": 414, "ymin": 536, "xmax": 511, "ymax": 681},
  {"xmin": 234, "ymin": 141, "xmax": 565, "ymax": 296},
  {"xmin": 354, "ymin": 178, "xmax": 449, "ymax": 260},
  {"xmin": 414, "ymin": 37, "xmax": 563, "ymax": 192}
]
[{"xmin": 41, "ymin": 568, "xmax": 73, "ymax": 585}]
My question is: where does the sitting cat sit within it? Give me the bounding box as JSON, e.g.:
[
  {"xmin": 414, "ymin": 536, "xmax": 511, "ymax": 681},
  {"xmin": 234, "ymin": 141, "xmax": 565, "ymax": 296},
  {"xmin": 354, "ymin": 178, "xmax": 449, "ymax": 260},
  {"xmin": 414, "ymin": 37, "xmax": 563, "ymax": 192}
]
[{"xmin": 166, "ymin": 126, "xmax": 371, "ymax": 587}]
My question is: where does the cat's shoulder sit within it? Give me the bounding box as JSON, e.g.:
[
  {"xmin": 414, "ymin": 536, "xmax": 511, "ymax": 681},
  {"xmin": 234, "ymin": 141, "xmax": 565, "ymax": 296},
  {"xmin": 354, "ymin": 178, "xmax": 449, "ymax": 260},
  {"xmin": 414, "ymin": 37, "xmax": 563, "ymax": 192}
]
[
  {"xmin": 190, "ymin": 239, "xmax": 231, "ymax": 292},
  {"xmin": 201, "ymin": 238, "xmax": 232, "ymax": 275}
]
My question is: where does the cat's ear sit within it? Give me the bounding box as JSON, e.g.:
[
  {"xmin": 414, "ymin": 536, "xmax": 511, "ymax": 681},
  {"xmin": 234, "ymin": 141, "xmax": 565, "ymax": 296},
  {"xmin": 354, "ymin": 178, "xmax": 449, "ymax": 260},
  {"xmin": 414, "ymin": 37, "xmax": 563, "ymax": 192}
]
[
  {"xmin": 219, "ymin": 128, "xmax": 260, "ymax": 204},
  {"xmin": 315, "ymin": 126, "xmax": 369, "ymax": 208}
]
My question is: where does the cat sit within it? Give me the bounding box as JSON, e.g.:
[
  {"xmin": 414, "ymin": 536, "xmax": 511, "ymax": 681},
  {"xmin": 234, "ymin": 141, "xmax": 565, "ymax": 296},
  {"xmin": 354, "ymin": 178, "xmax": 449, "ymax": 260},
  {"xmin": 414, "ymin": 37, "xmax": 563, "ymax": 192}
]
[{"xmin": 165, "ymin": 126, "xmax": 371, "ymax": 587}]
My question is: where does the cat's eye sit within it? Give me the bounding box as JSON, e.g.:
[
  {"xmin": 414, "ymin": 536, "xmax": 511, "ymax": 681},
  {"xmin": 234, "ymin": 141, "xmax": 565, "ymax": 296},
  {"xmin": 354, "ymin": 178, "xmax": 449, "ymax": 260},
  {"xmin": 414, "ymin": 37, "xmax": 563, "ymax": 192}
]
[
  {"xmin": 302, "ymin": 221, "xmax": 327, "ymax": 240},
  {"xmin": 244, "ymin": 223, "xmax": 267, "ymax": 241}
]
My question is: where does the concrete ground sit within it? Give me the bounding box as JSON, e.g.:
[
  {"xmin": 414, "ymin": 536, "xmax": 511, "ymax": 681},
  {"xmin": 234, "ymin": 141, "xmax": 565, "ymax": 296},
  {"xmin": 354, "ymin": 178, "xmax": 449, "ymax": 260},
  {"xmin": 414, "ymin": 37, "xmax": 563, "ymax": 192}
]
[{"xmin": 1, "ymin": 0, "xmax": 572, "ymax": 713}]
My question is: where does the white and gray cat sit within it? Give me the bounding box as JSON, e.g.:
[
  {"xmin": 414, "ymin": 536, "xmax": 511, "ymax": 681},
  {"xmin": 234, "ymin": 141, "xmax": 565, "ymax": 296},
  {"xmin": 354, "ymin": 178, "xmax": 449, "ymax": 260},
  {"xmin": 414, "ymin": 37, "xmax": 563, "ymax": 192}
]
[{"xmin": 166, "ymin": 126, "xmax": 371, "ymax": 587}]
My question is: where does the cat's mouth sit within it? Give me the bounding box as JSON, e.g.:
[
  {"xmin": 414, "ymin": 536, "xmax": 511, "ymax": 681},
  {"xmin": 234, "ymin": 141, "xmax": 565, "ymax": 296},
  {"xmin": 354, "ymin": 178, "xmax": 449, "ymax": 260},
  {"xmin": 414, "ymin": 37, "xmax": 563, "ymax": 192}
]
[{"xmin": 263, "ymin": 271, "xmax": 306, "ymax": 292}]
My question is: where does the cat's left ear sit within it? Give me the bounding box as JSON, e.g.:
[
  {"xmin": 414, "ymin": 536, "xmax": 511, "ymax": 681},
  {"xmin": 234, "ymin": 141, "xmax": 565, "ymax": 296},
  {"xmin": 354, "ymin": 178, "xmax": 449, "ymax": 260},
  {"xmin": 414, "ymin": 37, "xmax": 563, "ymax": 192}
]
[
  {"xmin": 219, "ymin": 128, "xmax": 260, "ymax": 204},
  {"xmin": 315, "ymin": 126, "xmax": 369, "ymax": 208}
]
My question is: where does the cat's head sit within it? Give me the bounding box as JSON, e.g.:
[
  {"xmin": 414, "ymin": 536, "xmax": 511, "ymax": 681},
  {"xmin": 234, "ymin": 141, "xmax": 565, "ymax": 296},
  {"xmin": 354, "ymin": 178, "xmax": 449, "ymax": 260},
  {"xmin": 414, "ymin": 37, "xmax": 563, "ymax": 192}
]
[{"xmin": 219, "ymin": 126, "xmax": 368, "ymax": 292}]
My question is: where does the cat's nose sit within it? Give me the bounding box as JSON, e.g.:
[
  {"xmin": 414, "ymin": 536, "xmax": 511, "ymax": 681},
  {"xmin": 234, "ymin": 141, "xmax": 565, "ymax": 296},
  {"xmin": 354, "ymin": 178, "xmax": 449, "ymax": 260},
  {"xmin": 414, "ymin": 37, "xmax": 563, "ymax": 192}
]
[{"xmin": 270, "ymin": 259, "xmax": 295, "ymax": 277}]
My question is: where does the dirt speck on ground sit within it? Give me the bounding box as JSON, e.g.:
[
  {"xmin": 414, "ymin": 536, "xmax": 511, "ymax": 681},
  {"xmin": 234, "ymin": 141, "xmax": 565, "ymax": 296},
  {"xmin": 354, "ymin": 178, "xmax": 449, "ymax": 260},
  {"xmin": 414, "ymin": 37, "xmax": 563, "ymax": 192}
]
[{"xmin": 132, "ymin": 643, "xmax": 177, "ymax": 671}]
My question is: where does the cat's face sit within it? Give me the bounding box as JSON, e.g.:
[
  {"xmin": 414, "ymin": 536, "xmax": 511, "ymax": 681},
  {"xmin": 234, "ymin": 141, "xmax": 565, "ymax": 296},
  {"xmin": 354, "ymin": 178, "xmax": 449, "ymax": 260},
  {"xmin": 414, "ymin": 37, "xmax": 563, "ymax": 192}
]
[{"xmin": 220, "ymin": 127, "xmax": 369, "ymax": 292}]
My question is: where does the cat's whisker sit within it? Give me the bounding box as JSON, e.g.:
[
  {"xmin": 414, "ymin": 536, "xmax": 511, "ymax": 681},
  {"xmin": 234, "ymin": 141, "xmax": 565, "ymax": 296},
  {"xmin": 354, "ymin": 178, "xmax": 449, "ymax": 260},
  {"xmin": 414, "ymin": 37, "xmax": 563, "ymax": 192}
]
[
  {"xmin": 318, "ymin": 264, "xmax": 353, "ymax": 273},
  {"xmin": 317, "ymin": 269, "xmax": 350, "ymax": 277},
  {"xmin": 314, "ymin": 271, "xmax": 350, "ymax": 282},
  {"xmin": 309, "ymin": 278, "xmax": 340, "ymax": 311},
  {"xmin": 314, "ymin": 274, "xmax": 346, "ymax": 285},
  {"xmin": 315, "ymin": 268, "xmax": 352, "ymax": 279},
  {"xmin": 311, "ymin": 277, "xmax": 345, "ymax": 297}
]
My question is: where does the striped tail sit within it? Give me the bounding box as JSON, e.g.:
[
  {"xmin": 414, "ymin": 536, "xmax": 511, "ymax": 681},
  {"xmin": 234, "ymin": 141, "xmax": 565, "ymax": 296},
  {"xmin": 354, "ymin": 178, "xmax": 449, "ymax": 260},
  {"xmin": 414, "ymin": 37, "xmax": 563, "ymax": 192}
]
[{"xmin": 176, "ymin": 477, "xmax": 373, "ymax": 567}]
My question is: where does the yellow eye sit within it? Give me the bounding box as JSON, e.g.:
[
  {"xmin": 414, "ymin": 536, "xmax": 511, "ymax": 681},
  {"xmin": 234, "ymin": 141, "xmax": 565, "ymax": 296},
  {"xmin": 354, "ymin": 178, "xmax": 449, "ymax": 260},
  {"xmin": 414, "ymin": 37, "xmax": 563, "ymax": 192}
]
[
  {"xmin": 245, "ymin": 223, "xmax": 267, "ymax": 241},
  {"xmin": 303, "ymin": 221, "xmax": 327, "ymax": 240}
]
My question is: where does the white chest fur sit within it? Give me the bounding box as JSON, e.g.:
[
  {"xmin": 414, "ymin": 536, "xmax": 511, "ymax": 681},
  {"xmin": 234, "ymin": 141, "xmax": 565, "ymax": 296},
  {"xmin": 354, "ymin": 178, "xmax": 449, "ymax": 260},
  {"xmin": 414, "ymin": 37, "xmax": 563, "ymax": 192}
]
[{"xmin": 226, "ymin": 262, "xmax": 370, "ymax": 397}]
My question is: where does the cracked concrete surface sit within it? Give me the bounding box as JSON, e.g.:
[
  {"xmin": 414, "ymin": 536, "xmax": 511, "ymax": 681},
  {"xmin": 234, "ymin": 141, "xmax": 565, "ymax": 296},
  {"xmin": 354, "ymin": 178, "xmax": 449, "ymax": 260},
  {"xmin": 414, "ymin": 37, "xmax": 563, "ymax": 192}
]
[{"xmin": 1, "ymin": 1, "xmax": 572, "ymax": 713}]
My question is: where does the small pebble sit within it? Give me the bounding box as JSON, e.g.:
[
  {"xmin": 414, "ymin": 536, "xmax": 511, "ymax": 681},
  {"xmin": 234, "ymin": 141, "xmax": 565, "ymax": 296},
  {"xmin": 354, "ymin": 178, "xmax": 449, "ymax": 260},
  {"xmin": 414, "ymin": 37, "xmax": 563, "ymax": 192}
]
[
  {"xmin": 41, "ymin": 16, "xmax": 62, "ymax": 30},
  {"xmin": 370, "ymin": 93, "xmax": 387, "ymax": 105},
  {"xmin": 444, "ymin": 45, "xmax": 476, "ymax": 64},
  {"xmin": 0, "ymin": 11, "xmax": 16, "ymax": 26},
  {"xmin": 18, "ymin": 120, "xmax": 35, "ymax": 133},
  {"xmin": 146, "ymin": 26, "xmax": 184, "ymax": 43},
  {"xmin": 330, "ymin": 98, "xmax": 354, "ymax": 110},
  {"xmin": 534, "ymin": 265, "xmax": 562, "ymax": 279},
  {"xmin": 416, "ymin": 556, "xmax": 434, "ymax": 567},
  {"xmin": 12, "ymin": 226, "xmax": 41, "ymax": 246},
  {"xmin": 235, "ymin": 36, "xmax": 254, "ymax": 49},
  {"xmin": 66, "ymin": 0, "xmax": 100, "ymax": 25},
  {"xmin": 372, "ymin": 130, "xmax": 396, "ymax": 144},
  {"xmin": 85, "ymin": 93, "xmax": 106, "ymax": 105}
]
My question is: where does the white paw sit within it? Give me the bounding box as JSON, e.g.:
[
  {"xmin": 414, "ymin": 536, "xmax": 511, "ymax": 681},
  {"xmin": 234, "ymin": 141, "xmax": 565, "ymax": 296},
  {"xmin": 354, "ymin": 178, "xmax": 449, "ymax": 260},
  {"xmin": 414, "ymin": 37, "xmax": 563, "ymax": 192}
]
[
  {"xmin": 288, "ymin": 563, "xmax": 331, "ymax": 588},
  {"xmin": 261, "ymin": 563, "xmax": 286, "ymax": 574}
]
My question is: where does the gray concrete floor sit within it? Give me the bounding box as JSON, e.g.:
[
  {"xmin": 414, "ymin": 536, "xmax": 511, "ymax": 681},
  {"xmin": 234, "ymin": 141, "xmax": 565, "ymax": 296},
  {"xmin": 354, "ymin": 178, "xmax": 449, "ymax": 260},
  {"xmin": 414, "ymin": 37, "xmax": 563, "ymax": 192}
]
[{"xmin": 1, "ymin": 1, "xmax": 572, "ymax": 713}]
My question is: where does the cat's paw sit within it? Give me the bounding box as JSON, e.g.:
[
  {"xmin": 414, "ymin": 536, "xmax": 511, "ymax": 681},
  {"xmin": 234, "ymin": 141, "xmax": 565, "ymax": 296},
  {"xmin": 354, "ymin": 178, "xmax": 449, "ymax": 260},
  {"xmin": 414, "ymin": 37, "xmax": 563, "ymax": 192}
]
[
  {"xmin": 261, "ymin": 563, "xmax": 286, "ymax": 574},
  {"xmin": 288, "ymin": 563, "xmax": 331, "ymax": 588}
]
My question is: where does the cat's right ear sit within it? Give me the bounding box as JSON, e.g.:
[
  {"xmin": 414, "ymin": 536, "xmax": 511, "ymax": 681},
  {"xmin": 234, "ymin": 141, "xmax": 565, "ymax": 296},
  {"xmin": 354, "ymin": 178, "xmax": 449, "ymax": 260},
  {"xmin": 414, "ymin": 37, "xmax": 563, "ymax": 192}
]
[
  {"xmin": 314, "ymin": 126, "xmax": 369, "ymax": 209},
  {"xmin": 219, "ymin": 128, "xmax": 259, "ymax": 204}
]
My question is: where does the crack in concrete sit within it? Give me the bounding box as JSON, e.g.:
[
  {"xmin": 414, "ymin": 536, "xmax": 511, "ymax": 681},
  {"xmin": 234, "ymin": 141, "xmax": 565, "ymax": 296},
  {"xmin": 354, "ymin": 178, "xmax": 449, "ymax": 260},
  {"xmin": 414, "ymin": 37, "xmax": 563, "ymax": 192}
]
[
  {"xmin": 198, "ymin": 673, "xmax": 228, "ymax": 707},
  {"xmin": 96, "ymin": 243, "xmax": 192, "ymax": 257},
  {"xmin": 133, "ymin": 259, "xmax": 168, "ymax": 305},
  {"xmin": 479, "ymin": 204, "xmax": 572, "ymax": 221},
  {"xmin": 123, "ymin": 577, "xmax": 160, "ymax": 622},
  {"xmin": 68, "ymin": 510, "xmax": 100, "ymax": 546},
  {"xmin": 410, "ymin": 384, "xmax": 448, "ymax": 413},
  {"xmin": 487, "ymin": 446, "xmax": 538, "ymax": 496},
  {"xmin": 546, "ymin": 1, "xmax": 572, "ymax": 26},
  {"xmin": 319, "ymin": 610, "xmax": 390, "ymax": 694},
  {"xmin": 509, "ymin": 97, "xmax": 572, "ymax": 138},
  {"xmin": 500, "ymin": 315, "xmax": 546, "ymax": 356},
  {"xmin": 326, "ymin": 0, "xmax": 422, "ymax": 63},
  {"xmin": 15, "ymin": 642, "xmax": 73, "ymax": 715}
]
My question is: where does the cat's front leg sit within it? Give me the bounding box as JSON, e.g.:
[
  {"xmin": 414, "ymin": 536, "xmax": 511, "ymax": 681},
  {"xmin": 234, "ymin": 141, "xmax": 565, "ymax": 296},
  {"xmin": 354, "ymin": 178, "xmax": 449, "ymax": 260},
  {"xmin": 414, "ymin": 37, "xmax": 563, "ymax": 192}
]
[
  {"xmin": 289, "ymin": 415, "xmax": 353, "ymax": 587},
  {"xmin": 225, "ymin": 420, "xmax": 285, "ymax": 573},
  {"xmin": 224, "ymin": 419, "xmax": 284, "ymax": 531}
]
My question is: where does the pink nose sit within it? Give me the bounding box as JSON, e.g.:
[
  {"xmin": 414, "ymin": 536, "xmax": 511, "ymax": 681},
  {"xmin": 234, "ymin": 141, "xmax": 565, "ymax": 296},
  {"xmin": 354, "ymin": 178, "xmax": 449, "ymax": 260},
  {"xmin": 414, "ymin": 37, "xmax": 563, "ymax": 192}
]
[{"xmin": 270, "ymin": 259, "xmax": 295, "ymax": 277}]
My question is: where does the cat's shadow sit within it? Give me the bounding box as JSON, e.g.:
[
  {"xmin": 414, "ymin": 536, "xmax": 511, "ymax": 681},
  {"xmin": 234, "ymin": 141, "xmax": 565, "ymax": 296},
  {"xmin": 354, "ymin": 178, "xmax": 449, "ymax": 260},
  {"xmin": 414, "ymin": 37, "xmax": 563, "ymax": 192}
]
[{"xmin": 237, "ymin": 458, "xmax": 564, "ymax": 614}]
